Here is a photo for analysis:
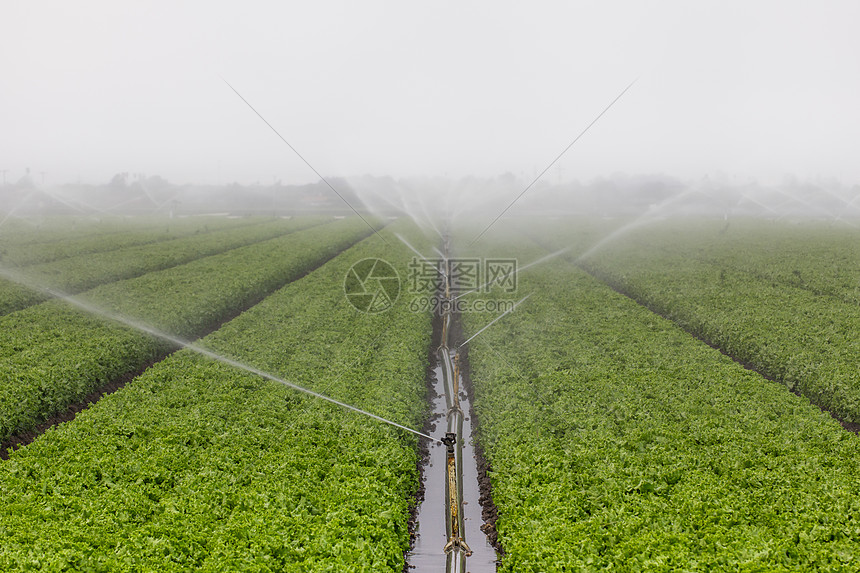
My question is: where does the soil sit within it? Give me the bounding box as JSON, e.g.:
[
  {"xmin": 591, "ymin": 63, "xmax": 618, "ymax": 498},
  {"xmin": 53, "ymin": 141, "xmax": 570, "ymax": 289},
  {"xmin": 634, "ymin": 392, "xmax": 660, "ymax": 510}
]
[
  {"xmin": 406, "ymin": 262, "xmax": 502, "ymax": 570},
  {"xmin": 450, "ymin": 318, "xmax": 504, "ymax": 560},
  {"xmin": 404, "ymin": 304, "xmax": 444, "ymax": 572}
]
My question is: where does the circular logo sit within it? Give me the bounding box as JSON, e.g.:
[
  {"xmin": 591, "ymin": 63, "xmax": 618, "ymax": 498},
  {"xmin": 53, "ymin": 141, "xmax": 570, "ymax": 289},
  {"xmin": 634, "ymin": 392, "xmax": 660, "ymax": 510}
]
[{"xmin": 344, "ymin": 258, "xmax": 401, "ymax": 313}]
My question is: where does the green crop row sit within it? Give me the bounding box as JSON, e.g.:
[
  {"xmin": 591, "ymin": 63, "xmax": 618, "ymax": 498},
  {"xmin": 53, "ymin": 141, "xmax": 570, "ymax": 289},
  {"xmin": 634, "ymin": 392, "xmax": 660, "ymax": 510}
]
[
  {"xmin": 0, "ymin": 217, "xmax": 329, "ymax": 316},
  {"xmin": 0, "ymin": 216, "xmax": 266, "ymax": 267},
  {"xmin": 0, "ymin": 215, "xmax": 187, "ymax": 246},
  {"xmin": 567, "ymin": 220, "xmax": 860, "ymax": 422},
  {"xmin": 0, "ymin": 220, "xmax": 433, "ymax": 571},
  {"xmin": 594, "ymin": 218, "xmax": 860, "ymax": 305},
  {"xmin": 0, "ymin": 218, "xmax": 374, "ymax": 443},
  {"xmin": 459, "ymin": 226, "xmax": 860, "ymax": 571}
]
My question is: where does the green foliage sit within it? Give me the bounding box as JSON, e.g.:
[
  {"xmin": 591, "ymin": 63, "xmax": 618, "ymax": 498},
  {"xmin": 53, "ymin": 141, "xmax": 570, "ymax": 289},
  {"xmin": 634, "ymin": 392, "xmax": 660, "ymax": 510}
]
[
  {"xmin": 576, "ymin": 218, "xmax": 860, "ymax": 422},
  {"xmin": 0, "ymin": 216, "xmax": 192, "ymax": 249},
  {"xmin": 0, "ymin": 218, "xmax": 371, "ymax": 442},
  {"xmin": 0, "ymin": 220, "xmax": 432, "ymax": 571},
  {"xmin": 0, "ymin": 217, "xmax": 329, "ymax": 316},
  {"xmin": 0, "ymin": 215, "xmax": 260, "ymax": 267},
  {"xmin": 458, "ymin": 225, "xmax": 860, "ymax": 571}
]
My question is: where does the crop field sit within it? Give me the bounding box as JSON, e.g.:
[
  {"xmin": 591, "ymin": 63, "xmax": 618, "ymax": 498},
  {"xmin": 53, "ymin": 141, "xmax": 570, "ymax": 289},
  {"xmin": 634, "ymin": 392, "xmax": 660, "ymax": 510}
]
[
  {"xmin": 0, "ymin": 217, "xmax": 371, "ymax": 445},
  {"xmin": 570, "ymin": 219, "xmax": 860, "ymax": 424},
  {"xmin": 2, "ymin": 214, "xmax": 860, "ymax": 571},
  {"xmin": 0, "ymin": 217, "xmax": 330, "ymax": 316},
  {"xmin": 457, "ymin": 219, "xmax": 860, "ymax": 571},
  {"xmin": 0, "ymin": 216, "xmax": 267, "ymax": 267},
  {"xmin": 1, "ymin": 218, "xmax": 434, "ymax": 571}
]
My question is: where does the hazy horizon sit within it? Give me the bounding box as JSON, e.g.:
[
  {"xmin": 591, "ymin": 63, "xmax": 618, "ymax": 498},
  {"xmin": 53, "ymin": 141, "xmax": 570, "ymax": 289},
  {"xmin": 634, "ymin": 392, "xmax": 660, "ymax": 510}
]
[{"xmin": 3, "ymin": 1, "xmax": 859, "ymax": 187}]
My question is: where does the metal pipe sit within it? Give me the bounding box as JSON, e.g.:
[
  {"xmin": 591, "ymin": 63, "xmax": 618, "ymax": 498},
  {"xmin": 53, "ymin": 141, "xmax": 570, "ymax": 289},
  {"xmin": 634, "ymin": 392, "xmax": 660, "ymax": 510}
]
[{"xmin": 438, "ymin": 233, "xmax": 471, "ymax": 570}]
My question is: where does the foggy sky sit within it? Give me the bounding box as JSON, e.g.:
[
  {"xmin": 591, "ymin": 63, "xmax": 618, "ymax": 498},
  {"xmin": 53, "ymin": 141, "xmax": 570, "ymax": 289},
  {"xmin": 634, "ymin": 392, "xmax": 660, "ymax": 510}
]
[{"xmin": 2, "ymin": 1, "xmax": 859, "ymax": 187}]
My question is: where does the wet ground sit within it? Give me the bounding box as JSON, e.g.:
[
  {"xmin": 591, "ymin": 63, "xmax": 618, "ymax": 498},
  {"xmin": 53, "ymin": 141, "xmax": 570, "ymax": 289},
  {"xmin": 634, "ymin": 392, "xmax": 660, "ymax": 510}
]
[{"xmin": 408, "ymin": 364, "xmax": 497, "ymax": 572}]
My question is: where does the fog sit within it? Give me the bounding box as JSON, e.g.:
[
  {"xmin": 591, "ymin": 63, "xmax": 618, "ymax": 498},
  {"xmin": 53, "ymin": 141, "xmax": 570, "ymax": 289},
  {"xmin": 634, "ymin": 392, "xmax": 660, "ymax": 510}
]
[
  {"xmin": 2, "ymin": 1, "xmax": 860, "ymax": 197},
  {"xmin": 3, "ymin": 173, "xmax": 858, "ymax": 232},
  {"xmin": 2, "ymin": 6, "xmax": 860, "ymax": 568}
]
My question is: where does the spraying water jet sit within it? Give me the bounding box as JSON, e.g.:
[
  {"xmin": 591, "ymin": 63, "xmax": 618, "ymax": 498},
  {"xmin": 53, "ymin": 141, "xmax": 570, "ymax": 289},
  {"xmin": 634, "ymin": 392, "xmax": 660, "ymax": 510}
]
[{"xmin": 0, "ymin": 263, "xmax": 439, "ymax": 444}]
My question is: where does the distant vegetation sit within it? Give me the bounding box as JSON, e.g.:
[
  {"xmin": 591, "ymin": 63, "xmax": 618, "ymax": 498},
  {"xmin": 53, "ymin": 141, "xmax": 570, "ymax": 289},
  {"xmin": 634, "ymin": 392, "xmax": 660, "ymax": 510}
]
[{"xmin": 2, "ymin": 172, "xmax": 859, "ymax": 220}]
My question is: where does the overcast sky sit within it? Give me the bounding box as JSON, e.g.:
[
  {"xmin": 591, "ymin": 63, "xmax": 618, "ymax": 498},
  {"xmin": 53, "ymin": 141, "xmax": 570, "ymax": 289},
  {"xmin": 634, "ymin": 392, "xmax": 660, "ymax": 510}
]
[{"xmin": 2, "ymin": 1, "xmax": 859, "ymax": 187}]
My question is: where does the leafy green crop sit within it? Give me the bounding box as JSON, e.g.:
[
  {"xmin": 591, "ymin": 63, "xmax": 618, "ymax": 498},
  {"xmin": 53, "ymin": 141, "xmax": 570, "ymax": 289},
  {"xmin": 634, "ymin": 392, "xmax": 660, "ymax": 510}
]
[
  {"xmin": 0, "ymin": 216, "xmax": 328, "ymax": 316},
  {"xmin": 0, "ymin": 220, "xmax": 433, "ymax": 571},
  {"xmin": 0, "ymin": 218, "xmax": 372, "ymax": 442},
  {"xmin": 570, "ymin": 218, "xmax": 860, "ymax": 422},
  {"xmin": 458, "ymin": 223, "xmax": 860, "ymax": 571},
  {"xmin": 0, "ymin": 215, "xmax": 227, "ymax": 249},
  {"xmin": 0, "ymin": 215, "xmax": 262, "ymax": 267}
]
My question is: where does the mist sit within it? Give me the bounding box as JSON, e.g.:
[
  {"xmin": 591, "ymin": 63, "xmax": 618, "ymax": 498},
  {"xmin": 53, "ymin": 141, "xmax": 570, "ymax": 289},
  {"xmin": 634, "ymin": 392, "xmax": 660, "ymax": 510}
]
[
  {"xmin": 3, "ymin": 173, "xmax": 858, "ymax": 233},
  {"xmin": 2, "ymin": 1, "xmax": 860, "ymax": 192},
  {"xmin": 4, "ymin": 5, "xmax": 860, "ymax": 570}
]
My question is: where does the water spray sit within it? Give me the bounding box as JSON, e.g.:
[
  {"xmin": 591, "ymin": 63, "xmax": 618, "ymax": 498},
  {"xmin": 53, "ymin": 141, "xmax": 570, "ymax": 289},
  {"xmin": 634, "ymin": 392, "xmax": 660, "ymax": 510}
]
[
  {"xmin": 0, "ymin": 264, "xmax": 439, "ymax": 444},
  {"xmin": 393, "ymin": 232, "xmax": 449, "ymax": 284},
  {"xmin": 574, "ymin": 187, "xmax": 701, "ymax": 262},
  {"xmin": 0, "ymin": 190, "xmax": 40, "ymax": 231},
  {"xmin": 470, "ymin": 78, "xmax": 638, "ymax": 245},
  {"xmin": 411, "ymin": 232, "xmax": 533, "ymax": 571},
  {"xmin": 220, "ymin": 77, "xmax": 389, "ymax": 245},
  {"xmin": 458, "ymin": 293, "xmax": 532, "ymax": 350},
  {"xmin": 453, "ymin": 246, "xmax": 573, "ymax": 301}
]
